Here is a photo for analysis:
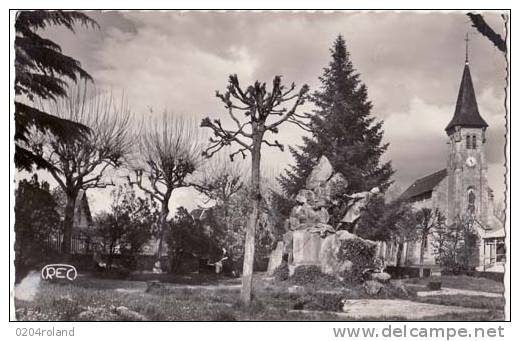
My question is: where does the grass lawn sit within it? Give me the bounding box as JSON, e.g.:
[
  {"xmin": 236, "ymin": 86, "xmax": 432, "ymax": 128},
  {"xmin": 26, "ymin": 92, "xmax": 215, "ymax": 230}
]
[
  {"xmin": 405, "ymin": 275, "xmax": 504, "ymax": 294},
  {"xmin": 14, "ymin": 273, "xmax": 505, "ymax": 321}
]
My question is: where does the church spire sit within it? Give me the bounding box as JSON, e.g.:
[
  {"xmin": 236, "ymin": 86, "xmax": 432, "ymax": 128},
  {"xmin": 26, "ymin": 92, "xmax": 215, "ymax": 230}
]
[{"xmin": 445, "ymin": 54, "xmax": 488, "ymax": 135}]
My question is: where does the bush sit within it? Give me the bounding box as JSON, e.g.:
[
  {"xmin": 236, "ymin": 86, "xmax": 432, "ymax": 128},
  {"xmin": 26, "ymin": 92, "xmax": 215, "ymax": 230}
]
[
  {"xmin": 305, "ymin": 292, "xmax": 345, "ymax": 311},
  {"xmin": 338, "ymin": 238, "xmax": 376, "ymax": 284},
  {"xmin": 289, "ymin": 265, "xmax": 343, "ymax": 289},
  {"xmin": 290, "ymin": 265, "xmax": 323, "ymax": 285},
  {"xmin": 273, "ymin": 263, "xmax": 289, "ymax": 281},
  {"xmin": 378, "ymin": 280, "xmax": 415, "ymax": 299}
]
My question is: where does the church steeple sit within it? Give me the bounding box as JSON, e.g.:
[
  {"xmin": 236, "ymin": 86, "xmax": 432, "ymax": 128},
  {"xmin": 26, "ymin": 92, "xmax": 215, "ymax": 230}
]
[{"xmin": 445, "ymin": 62, "xmax": 488, "ymax": 135}]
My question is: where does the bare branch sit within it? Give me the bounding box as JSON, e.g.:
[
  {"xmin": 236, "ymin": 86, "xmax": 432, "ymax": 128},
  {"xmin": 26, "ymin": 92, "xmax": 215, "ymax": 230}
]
[
  {"xmin": 230, "ymin": 147, "xmax": 249, "ymax": 161},
  {"xmin": 131, "ymin": 113, "xmax": 205, "ymax": 203},
  {"xmin": 262, "ymin": 139, "xmax": 284, "ymax": 152},
  {"xmin": 25, "ymin": 83, "xmax": 133, "ymax": 192}
]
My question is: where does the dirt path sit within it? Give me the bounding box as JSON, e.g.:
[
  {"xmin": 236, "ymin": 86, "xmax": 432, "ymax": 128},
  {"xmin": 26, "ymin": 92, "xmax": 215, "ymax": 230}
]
[
  {"xmin": 293, "ymin": 299, "xmax": 487, "ymax": 320},
  {"xmin": 416, "ymin": 287, "xmax": 502, "ymax": 298}
]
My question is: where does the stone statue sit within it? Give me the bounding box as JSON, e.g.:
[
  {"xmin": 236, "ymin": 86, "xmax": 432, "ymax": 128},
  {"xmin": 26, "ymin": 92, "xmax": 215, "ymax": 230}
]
[
  {"xmin": 267, "ymin": 155, "xmax": 379, "ymax": 278},
  {"xmin": 341, "ymin": 187, "xmax": 380, "ymax": 233}
]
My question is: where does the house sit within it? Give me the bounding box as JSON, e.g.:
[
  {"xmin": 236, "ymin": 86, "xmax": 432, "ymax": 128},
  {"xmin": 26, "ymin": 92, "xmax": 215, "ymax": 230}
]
[{"xmin": 48, "ymin": 189, "xmax": 96, "ymax": 254}]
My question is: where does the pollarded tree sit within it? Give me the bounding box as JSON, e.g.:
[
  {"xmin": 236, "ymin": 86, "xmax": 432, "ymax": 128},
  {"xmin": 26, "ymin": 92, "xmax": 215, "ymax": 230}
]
[
  {"xmin": 201, "ymin": 74, "xmax": 309, "ymax": 304},
  {"xmin": 23, "ymin": 85, "xmax": 133, "ymax": 255},
  {"xmin": 128, "ymin": 114, "xmax": 205, "ymax": 269},
  {"xmin": 15, "ymin": 11, "xmax": 98, "ymax": 171}
]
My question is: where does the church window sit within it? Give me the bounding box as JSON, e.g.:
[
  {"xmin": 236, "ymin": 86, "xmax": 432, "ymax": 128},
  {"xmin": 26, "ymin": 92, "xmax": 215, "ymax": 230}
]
[
  {"xmin": 466, "ymin": 135, "xmax": 471, "ymax": 149},
  {"xmin": 468, "ymin": 189, "xmax": 476, "ymax": 215},
  {"xmin": 472, "ymin": 135, "xmax": 477, "ymax": 149}
]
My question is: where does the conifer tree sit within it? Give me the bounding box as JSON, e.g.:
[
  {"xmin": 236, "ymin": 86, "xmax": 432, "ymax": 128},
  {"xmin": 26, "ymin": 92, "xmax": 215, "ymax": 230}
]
[
  {"xmin": 279, "ymin": 35, "xmax": 394, "ymax": 198},
  {"xmin": 15, "ymin": 10, "xmax": 98, "ymax": 171}
]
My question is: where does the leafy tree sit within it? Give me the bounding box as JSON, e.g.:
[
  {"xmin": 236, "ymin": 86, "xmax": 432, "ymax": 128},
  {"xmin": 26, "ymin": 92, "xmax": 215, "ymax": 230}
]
[
  {"xmin": 167, "ymin": 207, "xmax": 211, "ymax": 255},
  {"xmin": 14, "ymin": 175, "xmax": 60, "ymax": 281},
  {"xmin": 128, "ymin": 114, "xmax": 204, "ymax": 269},
  {"xmin": 165, "ymin": 207, "xmax": 224, "ymax": 273},
  {"xmin": 356, "ymin": 197, "xmax": 417, "ymax": 268},
  {"xmin": 15, "ymin": 10, "xmax": 98, "ymax": 171},
  {"xmin": 266, "ymin": 189, "xmax": 295, "ymax": 244},
  {"xmin": 95, "ymin": 185, "xmax": 159, "ymax": 268},
  {"xmin": 200, "ymin": 74, "xmax": 309, "ymax": 304},
  {"xmin": 278, "ymin": 35, "xmax": 394, "ymax": 212},
  {"xmin": 24, "ymin": 85, "xmax": 133, "ymax": 255}
]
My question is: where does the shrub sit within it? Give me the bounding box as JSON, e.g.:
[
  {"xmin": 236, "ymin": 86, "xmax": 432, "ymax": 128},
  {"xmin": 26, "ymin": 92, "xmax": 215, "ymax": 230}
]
[
  {"xmin": 292, "ymin": 292, "xmax": 351, "ymax": 312},
  {"xmin": 290, "ymin": 265, "xmax": 323, "ymax": 285},
  {"xmin": 290, "ymin": 265, "xmax": 321, "ymax": 284},
  {"xmin": 306, "ymin": 292, "xmax": 345, "ymax": 311},
  {"xmin": 273, "ymin": 263, "xmax": 289, "ymax": 281},
  {"xmin": 378, "ymin": 280, "xmax": 415, "ymax": 299},
  {"xmin": 289, "ymin": 265, "xmax": 343, "ymax": 289},
  {"xmin": 338, "ymin": 238, "xmax": 376, "ymax": 284}
]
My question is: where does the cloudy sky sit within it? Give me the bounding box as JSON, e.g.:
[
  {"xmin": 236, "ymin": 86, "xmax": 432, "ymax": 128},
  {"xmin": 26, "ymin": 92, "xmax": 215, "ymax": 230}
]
[{"xmin": 33, "ymin": 10, "xmax": 508, "ymax": 214}]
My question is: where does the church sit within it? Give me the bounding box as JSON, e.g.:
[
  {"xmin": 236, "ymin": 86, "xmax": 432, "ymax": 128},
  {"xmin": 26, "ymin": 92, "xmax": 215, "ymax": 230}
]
[{"xmin": 380, "ymin": 54, "xmax": 505, "ymax": 274}]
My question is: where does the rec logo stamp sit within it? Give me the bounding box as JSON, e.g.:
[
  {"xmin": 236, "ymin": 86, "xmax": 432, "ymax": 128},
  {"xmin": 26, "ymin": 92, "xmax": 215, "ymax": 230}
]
[{"xmin": 41, "ymin": 264, "xmax": 77, "ymax": 281}]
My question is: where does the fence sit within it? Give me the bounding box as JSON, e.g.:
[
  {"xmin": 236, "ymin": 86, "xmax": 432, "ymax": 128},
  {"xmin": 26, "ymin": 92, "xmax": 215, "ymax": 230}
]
[{"xmin": 44, "ymin": 231, "xmax": 98, "ymax": 255}]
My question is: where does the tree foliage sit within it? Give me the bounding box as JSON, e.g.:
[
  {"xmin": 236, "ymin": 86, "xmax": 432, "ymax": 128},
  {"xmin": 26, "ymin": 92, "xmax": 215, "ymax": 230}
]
[
  {"xmin": 278, "ymin": 35, "xmax": 394, "ymax": 202},
  {"xmin": 356, "ymin": 197, "xmax": 416, "ymax": 242},
  {"xmin": 14, "ymin": 175, "xmax": 61, "ymax": 281},
  {"xmin": 15, "ymin": 10, "xmax": 98, "ymax": 171},
  {"xmin": 95, "ymin": 185, "xmax": 159, "ymax": 268},
  {"xmin": 166, "ymin": 207, "xmax": 217, "ymax": 258}
]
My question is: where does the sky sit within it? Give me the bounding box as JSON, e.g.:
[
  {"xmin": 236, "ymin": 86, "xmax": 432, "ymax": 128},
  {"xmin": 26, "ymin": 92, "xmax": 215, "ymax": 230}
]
[{"xmin": 25, "ymin": 10, "xmax": 508, "ymax": 215}]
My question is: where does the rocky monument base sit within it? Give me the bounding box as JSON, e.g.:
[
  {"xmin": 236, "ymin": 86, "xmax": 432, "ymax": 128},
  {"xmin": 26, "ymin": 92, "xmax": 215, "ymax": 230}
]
[{"xmin": 267, "ymin": 156, "xmax": 383, "ymax": 281}]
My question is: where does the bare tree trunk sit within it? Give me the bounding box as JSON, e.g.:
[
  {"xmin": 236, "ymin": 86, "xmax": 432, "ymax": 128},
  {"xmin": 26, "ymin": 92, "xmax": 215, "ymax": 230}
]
[
  {"xmin": 61, "ymin": 191, "xmax": 78, "ymax": 256},
  {"xmin": 396, "ymin": 237, "xmax": 404, "ymax": 269},
  {"xmin": 419, "ymin": 234, "xmax": 426, "ymax": 278},
  {"xmin": 156, "ymin": 197, "xmax": 170, "ymax": 269},
  {"xmin": 241, "ymin": 137, "xmax": 261, "ymax": 305}
]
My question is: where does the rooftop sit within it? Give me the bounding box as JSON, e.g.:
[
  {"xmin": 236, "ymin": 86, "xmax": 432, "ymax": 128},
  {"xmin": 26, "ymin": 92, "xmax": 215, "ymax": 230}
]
[
  {"xmin": 445, "ymin": 63, "xmax": 488, "ymax": 134},
  {"xmin": 400, "ymin": 169, "xmax": 447, "ymax": 201}
]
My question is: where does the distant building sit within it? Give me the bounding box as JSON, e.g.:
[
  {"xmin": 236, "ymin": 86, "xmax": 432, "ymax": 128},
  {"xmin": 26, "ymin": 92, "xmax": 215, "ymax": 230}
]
[
  {"xmin": 380, "ymin": 57, "xmax": 505, "ymax": 273},
  {"xmin": 48, "ymin": 189, "xmax": 96, "ymax": 254}
]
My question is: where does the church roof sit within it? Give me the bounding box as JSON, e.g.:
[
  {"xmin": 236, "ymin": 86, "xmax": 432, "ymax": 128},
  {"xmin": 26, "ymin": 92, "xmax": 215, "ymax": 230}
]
[
  {"xmin": 400, "ymin": 169, "xmax": 447, "ymax": 201},
  {"xmin": 445, "ymin": 63, "xmax": 488, "ymax": 134}
]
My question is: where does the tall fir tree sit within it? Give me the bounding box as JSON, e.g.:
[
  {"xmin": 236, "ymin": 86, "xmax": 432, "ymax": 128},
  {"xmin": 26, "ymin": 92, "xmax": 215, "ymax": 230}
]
[{"xmin": 279, "ymin": 35, "xmax": 394, "ymax": 197}]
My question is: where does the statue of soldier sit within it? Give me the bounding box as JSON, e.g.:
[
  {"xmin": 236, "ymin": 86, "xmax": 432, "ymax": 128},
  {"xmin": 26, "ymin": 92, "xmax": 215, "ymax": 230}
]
[{"xmin": 340, "ymin": 187, "xmax": 380, "ymax": 234}]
